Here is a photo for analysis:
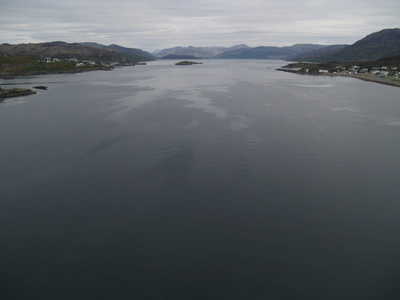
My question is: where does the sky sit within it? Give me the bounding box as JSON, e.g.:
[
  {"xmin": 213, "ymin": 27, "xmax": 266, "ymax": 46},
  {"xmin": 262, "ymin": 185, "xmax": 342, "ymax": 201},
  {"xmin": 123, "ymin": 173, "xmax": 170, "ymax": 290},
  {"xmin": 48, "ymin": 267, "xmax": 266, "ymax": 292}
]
[{"xmin": 1, "ymin": 0, "xmax": 399, "ymax": 52}]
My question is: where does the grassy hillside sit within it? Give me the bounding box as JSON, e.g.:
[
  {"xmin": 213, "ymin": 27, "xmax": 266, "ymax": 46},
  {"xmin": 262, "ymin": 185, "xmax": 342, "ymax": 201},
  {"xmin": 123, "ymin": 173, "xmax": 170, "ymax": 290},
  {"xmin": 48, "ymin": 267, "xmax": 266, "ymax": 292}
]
[
  {"xmin": 0, "ymin": 55, "xmax": 112, "ymax": 77},
  {"xmin": 295, "ymin": 28, "xmax": 400, "ymax": 62},
  {"xmin": 0, "ymin": 41, "xmax": 156, "ymax": 77},
  {"xmin": 0, "ymin": 41, "xmax": 154, "ymax": 63}
]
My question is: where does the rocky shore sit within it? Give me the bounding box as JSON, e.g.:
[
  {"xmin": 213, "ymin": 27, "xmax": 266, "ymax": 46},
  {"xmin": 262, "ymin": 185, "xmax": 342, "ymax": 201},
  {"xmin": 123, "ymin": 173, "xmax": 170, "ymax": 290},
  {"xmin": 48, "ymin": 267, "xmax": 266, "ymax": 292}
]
[
  {"xmin": 0, "ymin": 87, "xmax": 36, "ymax": 101},
  {"xmin": 324, "ymin": 73, "xmax": 400, "ymax": 87},
  {"xmin": 277, "ymin": 68, "xmax": 400, "ymax": 88}
]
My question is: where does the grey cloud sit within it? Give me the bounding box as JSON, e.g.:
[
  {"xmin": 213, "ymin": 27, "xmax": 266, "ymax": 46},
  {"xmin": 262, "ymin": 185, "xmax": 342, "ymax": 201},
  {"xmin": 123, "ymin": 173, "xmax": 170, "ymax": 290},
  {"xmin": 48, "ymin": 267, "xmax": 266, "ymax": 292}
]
[{"xmin": 1, "ymin": 0, "xmax": 399, "ymax": 50}]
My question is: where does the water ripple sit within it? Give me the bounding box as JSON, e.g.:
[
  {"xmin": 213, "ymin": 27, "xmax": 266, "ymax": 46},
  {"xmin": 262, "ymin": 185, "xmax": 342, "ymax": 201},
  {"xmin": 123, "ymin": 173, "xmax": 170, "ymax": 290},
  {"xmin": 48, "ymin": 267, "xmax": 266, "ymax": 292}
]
[{"xmin": 84, "ymin": 134, "xmax": 131, "ymax": 156}]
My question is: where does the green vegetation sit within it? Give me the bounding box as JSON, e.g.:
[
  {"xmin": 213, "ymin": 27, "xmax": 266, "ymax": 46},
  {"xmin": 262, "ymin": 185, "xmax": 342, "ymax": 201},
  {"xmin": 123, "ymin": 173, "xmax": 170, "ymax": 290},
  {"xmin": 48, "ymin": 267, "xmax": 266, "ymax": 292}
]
[
  {"xmin": 0, "ymin": 41, "xmax": 156, "ymax": 78},
  {"xmin": 0, "ymin": 41, "xmax": 155, "ymax": 64},
  {"xmin": 278, "ymin": 55, "xmax": 400, "ymax": 87},
  {"xmin": 0, "ymin": 55, "xmax": 112, "ymax": 77},
  {"xmin": 280, "ymin": 54, "xmax": 400, "ymax": 74}
]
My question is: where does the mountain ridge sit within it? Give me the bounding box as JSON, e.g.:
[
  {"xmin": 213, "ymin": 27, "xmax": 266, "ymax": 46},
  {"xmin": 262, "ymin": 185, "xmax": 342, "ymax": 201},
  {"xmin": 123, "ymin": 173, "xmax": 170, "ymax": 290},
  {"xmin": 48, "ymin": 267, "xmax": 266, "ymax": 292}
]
[
  {"xmin": 294, "ymin": 28, "xmax": 400, "ymax": 62},
  {"xmin": 1, "ymin": 28, "xmax": 399, "ymax": 72},
  {"xmin": 79, "ymin": 42, "xmax": 155, "ymax": 61},
  {"xmin": 153, "ymin": 44, "xmax": 250, "ymax": 58},
  {"xmin": 0, "ymin": 41, "xmax": 155, "ymax": 63},
  {"xmin": 214, "ymin": 44, "xmax": 343, "ymax": 59},
  {"xmin": 154, "ymin": 43, "xmax": 346, "ymax": 60}
]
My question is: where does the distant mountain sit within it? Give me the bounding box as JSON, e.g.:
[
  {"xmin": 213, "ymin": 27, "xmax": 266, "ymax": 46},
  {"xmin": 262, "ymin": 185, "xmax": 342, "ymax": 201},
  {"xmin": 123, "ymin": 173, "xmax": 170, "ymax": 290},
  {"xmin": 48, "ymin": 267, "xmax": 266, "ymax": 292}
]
[
  {"xmin": 223, "ymin": 44, "xmax": 250, "ymax": 51},
  {"xmin": 161, "ymin": 54, "xmax": 200, "ymax": 59},
  {"xmin": 153, "ymin": 44, "xmax": 250, "ymax": 58},
  {"xmin": 289, "ymin": 45, "xmax": 347, "ymax": 61},
  {"xmin": 80, "ymin": 43, "xmax": 155, "ymax": 61},
  {"xmin": 215, "ymin": 46, "xmax": 289, "ymax": 59},
  {"xmin": 0, "ymin": 41, "xmax": 155, "ymax": 63},
  {"xmin": 295, "ymin": 28, "xmax": 400, "ymax": 62},
  {"xmin": 215, "ymin": 44, "xmax": 340, "ymax": 59}
]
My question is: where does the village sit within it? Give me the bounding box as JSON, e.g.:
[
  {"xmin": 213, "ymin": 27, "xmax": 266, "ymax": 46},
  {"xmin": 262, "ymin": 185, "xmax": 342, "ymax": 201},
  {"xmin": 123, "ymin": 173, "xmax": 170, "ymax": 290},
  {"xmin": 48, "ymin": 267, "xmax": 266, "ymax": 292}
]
[
  {"xmin": 39, "ymin": 57, "xmax": 136, "ymax": 67},
  {"xmin": 278, "ymin": 61, "xmax": 400, "ymax": 84},
  {"xmin": 318, "ymin": 65, "xmax": 399, "ymax": 78}
]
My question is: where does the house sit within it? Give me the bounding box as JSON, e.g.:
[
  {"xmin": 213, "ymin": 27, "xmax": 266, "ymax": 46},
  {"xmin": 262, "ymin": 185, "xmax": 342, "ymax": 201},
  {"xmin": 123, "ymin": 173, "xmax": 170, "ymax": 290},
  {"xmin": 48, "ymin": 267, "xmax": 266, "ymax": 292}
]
[{"xmin": 378, "ymin": 71, "xmax": 389, "ymax": 77}]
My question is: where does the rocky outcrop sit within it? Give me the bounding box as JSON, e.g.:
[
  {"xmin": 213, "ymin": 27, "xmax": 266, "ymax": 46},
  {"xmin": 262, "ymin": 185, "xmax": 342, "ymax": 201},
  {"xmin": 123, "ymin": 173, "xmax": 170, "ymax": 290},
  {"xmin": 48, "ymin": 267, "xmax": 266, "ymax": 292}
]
[{"xmin": 0, "ymin": 87, "xmax": 36, "ymax": 99}]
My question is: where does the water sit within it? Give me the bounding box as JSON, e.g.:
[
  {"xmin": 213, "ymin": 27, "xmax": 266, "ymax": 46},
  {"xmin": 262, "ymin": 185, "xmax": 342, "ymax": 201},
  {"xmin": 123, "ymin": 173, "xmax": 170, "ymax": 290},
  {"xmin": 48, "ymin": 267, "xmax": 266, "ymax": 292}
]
[{"xmin": 1, "ymin": 60, "xmax": 400, "ymax": 299}]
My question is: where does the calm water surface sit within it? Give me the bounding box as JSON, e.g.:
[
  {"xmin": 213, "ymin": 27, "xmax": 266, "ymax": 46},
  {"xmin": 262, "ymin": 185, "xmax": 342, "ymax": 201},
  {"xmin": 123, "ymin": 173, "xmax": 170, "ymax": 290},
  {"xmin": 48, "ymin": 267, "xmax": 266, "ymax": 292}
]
[{"xmin": 1, "ymin": 60, "xmax": 400, "ymax": 299}]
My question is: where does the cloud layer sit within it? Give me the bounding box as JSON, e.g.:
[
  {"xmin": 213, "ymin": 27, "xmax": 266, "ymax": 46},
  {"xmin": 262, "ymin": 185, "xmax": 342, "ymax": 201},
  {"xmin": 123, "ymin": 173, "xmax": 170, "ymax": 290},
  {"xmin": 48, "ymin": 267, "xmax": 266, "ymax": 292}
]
[{"xmin": 1, "ymin": 0, "xmax": 399, "ymax": 50}]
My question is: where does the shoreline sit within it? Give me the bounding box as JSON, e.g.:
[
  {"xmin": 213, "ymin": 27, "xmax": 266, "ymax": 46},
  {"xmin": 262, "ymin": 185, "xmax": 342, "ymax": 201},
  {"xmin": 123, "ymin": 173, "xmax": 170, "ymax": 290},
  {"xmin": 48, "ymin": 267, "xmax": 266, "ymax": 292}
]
[
  {"xmin": 0, "ymin": 66, "xmax": 114, "ymax": 80},
  {"xmin": 324, "ymin": 73, "xmax": 400, "ymax": 87},
  {"xmin": 277, "ymin": 68, "xmax": 400, "ymax": 88},
  {"xmin": 0, "ymin": 87, "xmax": 36, "ymax": 101}
]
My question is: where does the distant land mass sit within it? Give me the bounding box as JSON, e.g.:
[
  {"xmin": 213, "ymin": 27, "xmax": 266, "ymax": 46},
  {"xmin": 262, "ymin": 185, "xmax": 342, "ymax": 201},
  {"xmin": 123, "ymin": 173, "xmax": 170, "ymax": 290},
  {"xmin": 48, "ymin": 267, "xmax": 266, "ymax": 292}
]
[
  {"xmin": 154, "ymin": 44, "xmax": 346, "ymax": 60},
  {"xmin": 154, "ymin": 28, "xmax": 399, "ymax": 62},
  {"xmin": 0, "ymin": 41, "xmax": 155, "ymax": 77},
  {"xmin": 79, "ymin": 42, "xmax": 155, "ymax": 62},
  {"xmin": 294, "ymin": 28, "xmax": 400, "ymax": 62},
  {"xmin": 214, "ymin": 44, "xmax": 346, "ymax": 59},
  {"xmin": 161, "ymin": 54, "xmax": 201, "ymax": 59},
  {"xmin": 153, "ymin": 44, "xmax": 250, "ymax": 59},
  {"xmin": 1, "ymin": 28, "xmax": 399, "ymax": 80},
  {"xmin": 0, "ymin": 41, "xmax": 155, "ymax": 63}
]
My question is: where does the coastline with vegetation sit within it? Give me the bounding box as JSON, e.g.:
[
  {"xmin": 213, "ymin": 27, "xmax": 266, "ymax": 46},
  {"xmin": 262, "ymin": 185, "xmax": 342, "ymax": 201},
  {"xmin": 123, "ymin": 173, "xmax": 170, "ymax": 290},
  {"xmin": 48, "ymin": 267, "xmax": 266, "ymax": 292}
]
[
  {"xmin": 325, "ymin": 72, "xmax": 400, "ymax": 87},
  {"xmin": 0, "ymin": 41, "xmax": 155, "ymax": 79},
  {"xmin": 277, "ymin": 57, "xmax": 400, "ymax": 88},
  {"xmin": 0, "ymin": 55, "xmax": 119, "ymax": 79},
  {"xmin": 0, "ymin": 56, "xmax": 115, "ymax": 100},
  {"xmin": 278, "ymin": 68, "xmax": 400, "ymax": 87},
  {"xmin": 0, "ymin": 55, "xmax": 138, "ymax": 99}
]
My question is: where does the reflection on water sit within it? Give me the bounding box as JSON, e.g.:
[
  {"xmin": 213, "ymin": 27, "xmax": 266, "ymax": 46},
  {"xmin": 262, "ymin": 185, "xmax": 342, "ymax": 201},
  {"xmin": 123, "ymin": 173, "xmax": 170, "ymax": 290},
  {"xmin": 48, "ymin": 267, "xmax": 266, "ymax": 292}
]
[
  {"xmin": 273, "ymin": 81, "xmax": 335, "ymax": 88},
  {"xmin": 1, "ymin": 60, "xmax": 400, "ymax": 299},
  {"xmin": 157, "ymin": 140, "xmax": 195, "ymax": 178},
  {"xmin": 179, "ymin": 91, "xmax": 227, "ymax": 119},
  {"xmin": 84, "ymin": 134, "xmax": 132, "ymax": 157}
]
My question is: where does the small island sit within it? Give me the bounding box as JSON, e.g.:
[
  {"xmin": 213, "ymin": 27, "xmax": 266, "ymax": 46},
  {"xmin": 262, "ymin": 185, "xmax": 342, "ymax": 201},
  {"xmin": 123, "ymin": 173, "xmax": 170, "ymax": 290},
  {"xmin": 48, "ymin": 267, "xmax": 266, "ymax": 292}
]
[
  {"xmin": 33, "ymin": 86, "xmax": 48, "ymax": 90},
  {"xmin": 175, "ymin": 61, "xmax": 203, "ymax": 66},
  {"xmin": 0, "ymin": 87, "xmax": 36, "ymax": 101}
]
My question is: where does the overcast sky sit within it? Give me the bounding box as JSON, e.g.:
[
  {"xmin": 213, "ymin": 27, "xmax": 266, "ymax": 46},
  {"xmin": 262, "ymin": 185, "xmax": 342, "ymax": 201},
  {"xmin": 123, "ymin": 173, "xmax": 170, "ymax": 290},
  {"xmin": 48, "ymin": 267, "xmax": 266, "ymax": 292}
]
[{"xmin": 1, "ymin": 0, "xmax": 399, "ymax": 51}]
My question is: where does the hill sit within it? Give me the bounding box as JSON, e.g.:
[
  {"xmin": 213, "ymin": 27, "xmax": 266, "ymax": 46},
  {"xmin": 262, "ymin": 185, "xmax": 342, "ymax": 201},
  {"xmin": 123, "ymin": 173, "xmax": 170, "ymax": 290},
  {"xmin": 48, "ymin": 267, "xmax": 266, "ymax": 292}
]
[
  {"xmin": 153, "ymin": 44, "xmax": 250, "ymax": 59},
  {"xmin": 0, "ymin": 41, "xmax": 155, "ymax": 63},
  {"xmin": 0, "ymin": 41, "xmax": 155, "ymax": 77},
  {"xmin": 161, "ymin": 54, "xmax": 200, "ymax": 59},
  {"xmin": 80, "ymin": 42, "xmax": 155, "ymax": 62},
  {"xmin": 214, "ymin": 44, "xmax": 345, "ymax": 59},
  {"xmin": 295, "ymin": 28, "xmax": 400, "ymax": 62}
]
